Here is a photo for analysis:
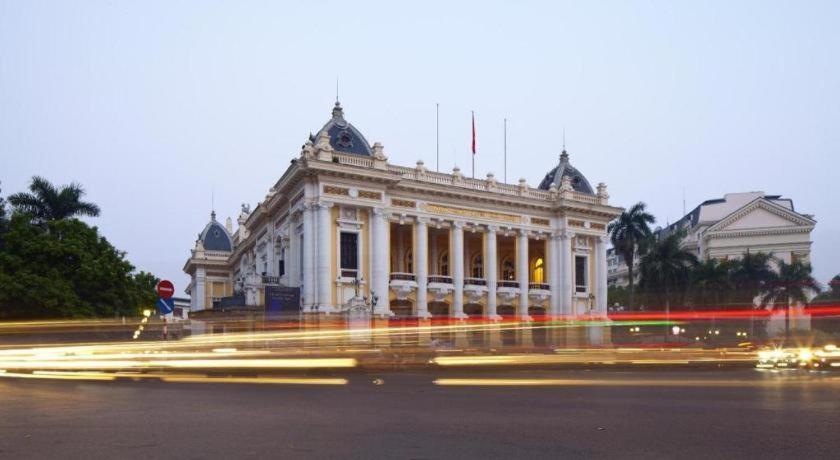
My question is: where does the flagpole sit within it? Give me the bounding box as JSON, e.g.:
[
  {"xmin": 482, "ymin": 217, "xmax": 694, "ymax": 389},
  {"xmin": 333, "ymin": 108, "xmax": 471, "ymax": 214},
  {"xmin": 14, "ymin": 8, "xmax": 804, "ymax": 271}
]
[
  {"xmin": 503, "ymin": 118, "xmax": 507, "ymax": 183},
  {"xmin": 436, "ymin": 103, "xmax": 440, "ymax": 172},
  {"xmin": 471, "ymin": 110, "xmax": 476, "ymax": 179}
]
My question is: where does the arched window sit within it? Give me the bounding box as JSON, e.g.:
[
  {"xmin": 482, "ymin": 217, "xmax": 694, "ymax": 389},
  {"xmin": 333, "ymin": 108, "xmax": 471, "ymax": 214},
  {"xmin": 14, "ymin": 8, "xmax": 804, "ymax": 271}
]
[
  {"xmin": 532, "ymin": 257, "xmax": 545, "ymax": 284},
  {"xmin": 471, "ymin": 254, "xmax": 483, "ymax": 278},
  {"xmin": 439, "ymin": 251, "xmax": 449, "ymax": 276},
  {"xmin": 502, "ymin": 257, "xmax": 515, "ymax": 280}
]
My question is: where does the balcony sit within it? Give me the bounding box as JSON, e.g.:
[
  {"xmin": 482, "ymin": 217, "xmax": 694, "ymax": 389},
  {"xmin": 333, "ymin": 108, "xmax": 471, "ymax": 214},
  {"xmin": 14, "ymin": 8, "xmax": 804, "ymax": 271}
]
[
  {"xmin": 497, "ymin": 280, "xmax": 520, "ymax": 304},
  {"xmin": 428, "ymin": 275, "xmax": 453, "ymax": 284},
  {"xmin": 427, "ymin": 275, "xmax": 454, "ymax": 302},
  {"xmin": 528, "ymin": 283, "xmax": 551, "ymax": 306},
  {"xmin": 389, "ymin": 272, "xmax": 417, "ymax": 301},
  {"xmin": 262, "ymin": 275, "xmax": 280, "ymax": 286},
  {"xmin": 390, "ymin": 272, "xmax": 416, "ymax": 282},
  {"xmin": 464, "ymin": 278, "xmax": 487, "ymax": 286},
  {"xmin": 463, "ymin": 278, "xmax": 488, "ymax": 303}
]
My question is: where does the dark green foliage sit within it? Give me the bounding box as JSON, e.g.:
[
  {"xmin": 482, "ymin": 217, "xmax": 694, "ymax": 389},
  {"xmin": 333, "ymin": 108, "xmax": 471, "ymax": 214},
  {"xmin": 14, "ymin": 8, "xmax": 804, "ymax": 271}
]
[
  {"xmin": 0, "ymin": 178, "xmax": 157, "ymax": 319},
  {"xmin": 607, "ymin": 202, "xmax": 655, "ymax": 309},
  {"xmin": 690, "ymin": 258, "xmax": 736, "ymax": 310},
  {"xmin": 8, "ymin": 176, "xmax": 100, "ymax": 224},
  {"xmin": 638, "ymin": 230, "xmax": 698, "ymax": 310}
]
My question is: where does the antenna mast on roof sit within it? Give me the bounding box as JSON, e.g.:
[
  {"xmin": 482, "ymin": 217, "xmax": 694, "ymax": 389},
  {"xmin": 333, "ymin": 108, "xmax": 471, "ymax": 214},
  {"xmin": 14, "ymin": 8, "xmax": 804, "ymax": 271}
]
[
  {"xmin": 503, "ymin": 118, "xmax": 508, "ymax": 183},
  {"xmin": 682, "ymin": 187, "xmax": 686, "ymax": 217},
  {"xmin": 436, "ymin": 103, "xmax": 440, "ymax": 172}
]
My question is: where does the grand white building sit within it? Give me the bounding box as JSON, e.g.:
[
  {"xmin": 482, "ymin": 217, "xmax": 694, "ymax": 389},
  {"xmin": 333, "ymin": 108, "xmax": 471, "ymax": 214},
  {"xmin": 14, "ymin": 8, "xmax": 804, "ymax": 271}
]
[
  {"xmin": 184, "ymin": 102, "xmax": 621, "ymax": 319},
  {"xmin": 607, "ymin": 192, "xmax": 816, "ymax": 287}
]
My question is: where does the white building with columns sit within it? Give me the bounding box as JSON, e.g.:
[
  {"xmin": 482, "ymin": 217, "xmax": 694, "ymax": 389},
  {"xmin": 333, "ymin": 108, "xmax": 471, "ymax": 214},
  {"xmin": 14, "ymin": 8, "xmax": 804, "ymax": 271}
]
[
  {"xmin": 607, "ymin": 191, "xmax": 816, "ymax": 288},
  {"xmin": 184, "ymin": 102, "xmax": 622, "ymax": 319}
]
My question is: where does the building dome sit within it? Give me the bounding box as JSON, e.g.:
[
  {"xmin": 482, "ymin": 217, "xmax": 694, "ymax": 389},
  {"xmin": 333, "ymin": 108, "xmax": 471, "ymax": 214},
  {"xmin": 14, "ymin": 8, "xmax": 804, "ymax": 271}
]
[
  {"xmin": 198, "ymin": 211, "xmax": 233, "ymax": 251},
  {"xmin": 537, "ymin": 150, "xmax": 595, "ymax": 194},
  {"xmin": 309, "ymin": 102, "xmax": 373, "ymax": 156}
]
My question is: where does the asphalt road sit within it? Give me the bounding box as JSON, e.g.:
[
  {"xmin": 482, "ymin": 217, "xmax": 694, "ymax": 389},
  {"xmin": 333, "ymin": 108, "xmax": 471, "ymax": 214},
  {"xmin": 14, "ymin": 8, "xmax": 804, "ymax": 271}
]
[{"xmin": 1, "ymin": 370, "xmax": 838, "ymax": 459}]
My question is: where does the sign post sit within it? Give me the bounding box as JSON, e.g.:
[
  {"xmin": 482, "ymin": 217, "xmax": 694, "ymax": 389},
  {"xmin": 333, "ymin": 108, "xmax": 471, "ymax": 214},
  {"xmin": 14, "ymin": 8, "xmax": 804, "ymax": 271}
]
[{"xmin": 155, "ymin": 280, "xmax": 175, "ymax": 339}]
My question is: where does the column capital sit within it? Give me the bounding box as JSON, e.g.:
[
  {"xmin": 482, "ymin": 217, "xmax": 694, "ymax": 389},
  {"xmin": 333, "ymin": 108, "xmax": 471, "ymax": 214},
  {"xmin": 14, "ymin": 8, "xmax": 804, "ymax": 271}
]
[
  {"xmin": 316, "ymin": 201, "xmax": 334, "ymax": 210},
  {"xmin": 371, "ymin": 207, "xmax": 386, "ymax": 217},
  {"xmin": 453, "ymin": 220, "xmax": 464, "ymax": 229},
  {"xmin": 301, "ymin": 202, "xmax": 314, "ymax": 211},
  {"xmin": 560, "ymin": 230, "xmax": 575, "ymax": 240},
  {"xmin": 517, "ymin": 227, "xmax": 529, "ymax": 237},
  {"xmin": 597, "ymin": 235, "xmax": 610, "ymax": 244},
  {"xmin": 485, "ymin": 224, "xmax": 498, "ymax": 234},
  {"xmin": 415, "ymin": 216, "xmax": 428, "ymax": 226}
]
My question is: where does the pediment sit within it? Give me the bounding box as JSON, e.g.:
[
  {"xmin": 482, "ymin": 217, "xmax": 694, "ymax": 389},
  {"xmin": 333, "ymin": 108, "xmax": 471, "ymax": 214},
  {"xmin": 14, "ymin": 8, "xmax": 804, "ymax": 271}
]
[{"xmin": 707, "ymin": 198, "xmax": 814, "ymax": 234}]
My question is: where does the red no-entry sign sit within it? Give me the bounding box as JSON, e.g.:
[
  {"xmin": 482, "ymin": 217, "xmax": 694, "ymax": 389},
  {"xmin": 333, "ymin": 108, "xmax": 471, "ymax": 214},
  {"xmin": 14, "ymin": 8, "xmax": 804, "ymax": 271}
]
[{"xmin": 156, "ymin": 280, "xmax": 175, "ymax": 299}]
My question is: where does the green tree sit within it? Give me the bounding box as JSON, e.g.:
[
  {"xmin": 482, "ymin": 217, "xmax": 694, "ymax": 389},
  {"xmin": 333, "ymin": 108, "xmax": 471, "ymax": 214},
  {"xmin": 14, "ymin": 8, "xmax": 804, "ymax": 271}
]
[
  {"xmin": 608, "ymin": 202, "xmax": 655, "ymax": 310},
  {"xmin": 0, "ymin": 213, "xmax": 154, "ymax": 318},
  {"xmin": 760, "ymin": 260, "xmax": 821, "ymax": 340},
  {"xmin": 690, "ymin": 258, "xmax": 735, "ymax": 310},
  {"xmin": 8, "ymin": 176, "xmax": 100, "ymax": 224},
  {"xmin": 0, "ymin": 182, "xmax": 7, "ymax": 248},
  {"xmin": 730, "ymin": 251, "xmax": 775, "ymax": 309},
  {"xmin": 812, "ymin": 274, "xmax": 840, "ymax": 303},
  {"xmin": 638, "ymin": 230, "xmax": 698, "ymax": 311}
]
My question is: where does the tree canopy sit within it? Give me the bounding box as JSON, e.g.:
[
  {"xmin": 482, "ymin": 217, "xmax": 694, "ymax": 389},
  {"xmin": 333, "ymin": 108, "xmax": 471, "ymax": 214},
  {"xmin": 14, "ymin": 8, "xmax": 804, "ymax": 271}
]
[
  {"xmin": 0, "ymin": 178, "xmax": 157, "ymax": 319},
  {"xmin": 608, "ymin": 202, "xmax": 655, "ymax": 309},
  {"xmin": 8, "ymin": 176, "xmax": 100, "ymax": 224}
]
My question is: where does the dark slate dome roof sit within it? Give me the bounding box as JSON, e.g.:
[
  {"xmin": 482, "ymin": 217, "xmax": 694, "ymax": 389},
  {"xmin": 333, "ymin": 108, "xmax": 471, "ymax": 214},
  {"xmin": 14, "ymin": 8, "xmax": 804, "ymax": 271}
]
[
  {"xmin": 199, "ymin": 212, "xmax": 233, "ymax": 251},
  {"xmin": 537, "ymin": 150, "xmax": 595, "ymax": 194},
  {"xmin": 309, "ymin": 102, "xmax": 372, "ymax": 156}
]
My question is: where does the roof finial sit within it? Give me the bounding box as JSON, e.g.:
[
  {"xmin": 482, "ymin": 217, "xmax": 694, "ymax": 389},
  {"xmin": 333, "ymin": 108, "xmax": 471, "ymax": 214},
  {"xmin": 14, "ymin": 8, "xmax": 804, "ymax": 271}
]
[{"xmin": 336, "ymin": 75, "xmax": 339, "ymax": 104}]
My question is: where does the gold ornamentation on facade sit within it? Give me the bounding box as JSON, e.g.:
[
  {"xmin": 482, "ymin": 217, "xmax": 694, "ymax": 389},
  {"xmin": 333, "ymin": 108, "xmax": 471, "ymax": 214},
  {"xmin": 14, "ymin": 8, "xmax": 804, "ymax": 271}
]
[
  {"xmin": 426, "ymin": 204, "xmax": 521, "ymax": 223},
  {"xmin": 358, "ymin": 190, "xmax": 383, "ymax": 200},
  {"xmin": 568, "ymin": 219, "xmax": 586, "ymax": 228},
  {"xmin": 590, "ymin": 222, "xmax": 606, "ymax": 230},
  {"xmin": 324, "ymin": 185, "xmax": 350, "ymax": 196},
  {"xmin": 391, "ymin": 198, "xmax": 416, "ymax": 209},
  {"xmin": 531, "ymin": 217, "xmax": 550, "ymax": 226}
]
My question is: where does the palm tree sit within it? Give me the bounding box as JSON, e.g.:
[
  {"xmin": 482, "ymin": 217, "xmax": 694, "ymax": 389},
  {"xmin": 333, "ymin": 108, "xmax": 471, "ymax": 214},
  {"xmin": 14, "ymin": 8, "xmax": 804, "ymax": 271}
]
[
  {"xmin": 690, "ymin": 258, "xmax": 735, "ymax": 310},
  {"xmin": 8, "ymin": 176, "xmax": 100, "ymax": 223},
  {"xmin": 638, "ymin": 230, "xmax": 698, "ymax": 311},
  {"xmin": 608, "ymin": 202, "xmax": 655, "ymax": 310},
  {"xmin": 730, "ymin": 251, "xmax": 774, "ymax": 309},
  {"xmin": 760, "ymin": 260, "xmax": 820, "ymax": 341}
]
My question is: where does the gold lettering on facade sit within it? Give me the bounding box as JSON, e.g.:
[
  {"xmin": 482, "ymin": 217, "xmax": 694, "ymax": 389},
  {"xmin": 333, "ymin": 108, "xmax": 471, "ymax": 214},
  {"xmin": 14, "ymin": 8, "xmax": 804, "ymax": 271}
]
[
  {"xmin": 568, "ymin": 219, "xmax": 586, "ymax": 228},
  {"xmin": 531, "ymin": 217, "xmax": 550, "ymax": 226},
  {"xmin": 358, "ymin": 190, "xmax": 382, "ymax": 200},
  {"xmin": 391, "ymin": 198, "xmax": 416, "ymax": 209},
  {"xmin": 590, "ymin": 222, "xmax": 606, "ymax": 230},
  {"xmin": 426, "ymin": 204, "xmax": 521, "ymax": 223},
  {"xmin": 324, "ymin": 185, "xmax": 350, "ymax": 196}
]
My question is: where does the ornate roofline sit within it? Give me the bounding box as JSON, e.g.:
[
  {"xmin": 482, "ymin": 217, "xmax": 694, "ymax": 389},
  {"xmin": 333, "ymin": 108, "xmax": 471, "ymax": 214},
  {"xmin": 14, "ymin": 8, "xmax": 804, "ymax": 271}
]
[{"xmin": 704, "ymin": 196, "xmax": 816, "ymax": 235}]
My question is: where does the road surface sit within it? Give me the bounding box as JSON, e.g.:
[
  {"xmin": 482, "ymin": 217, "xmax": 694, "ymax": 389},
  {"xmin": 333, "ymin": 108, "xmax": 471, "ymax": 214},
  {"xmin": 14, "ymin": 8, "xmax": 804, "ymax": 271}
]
[{"xmin": 1, "ymin": 369, "xmax": 839, "ymax": 459}]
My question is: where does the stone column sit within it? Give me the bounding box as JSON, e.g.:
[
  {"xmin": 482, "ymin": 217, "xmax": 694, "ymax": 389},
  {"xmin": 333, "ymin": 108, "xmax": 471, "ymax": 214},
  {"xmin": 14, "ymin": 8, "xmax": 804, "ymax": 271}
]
[
  {"xmin": 415, "ymin": 219, "xmax": 431, "ymax": 318},
  {"xmin": 560, "ymin": 231, "xmax": 574, "ymax": 316},
  {"xmin": 451, "ymin": 221, "xmax": 467, "ymax": 318},
  {"xmin": 485, "ymin": 226, "xmax": 500, "ymax": 320},
  {"xmin": 595, "ymin": 235, "xmax": 608, "ymax": 316},
  {"xmin": 371, "ymin": 208, "xmax": 392, "ymax": 316},
  {"xmin": 194, "ymin": 267, "xmax": 206, "ymax": 311},
  {"xmin": 549, "ymin": 233, "xmax": 562, "ymax": 316},
  {"xmin": 316, "ymin": 202, "xmax": 333, "ymax": 312},
  {"xmin": 302, "ymin": 203, "xmax": 316, "ymax": 310},
  {"xmin": 517, "ymin": 229, "xmax": 530, "ymax": 320}
]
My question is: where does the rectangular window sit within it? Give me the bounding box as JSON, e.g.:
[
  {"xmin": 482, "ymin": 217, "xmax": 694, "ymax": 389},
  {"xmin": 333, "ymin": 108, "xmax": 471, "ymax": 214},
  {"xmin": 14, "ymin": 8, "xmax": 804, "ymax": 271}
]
[
  {"xmin": 340, "ymin": 232, "xmax": 359, "ymax": 278},
  {"xmin": 575, "ymin": 256, "xmax": 588, "ymax": 293}
]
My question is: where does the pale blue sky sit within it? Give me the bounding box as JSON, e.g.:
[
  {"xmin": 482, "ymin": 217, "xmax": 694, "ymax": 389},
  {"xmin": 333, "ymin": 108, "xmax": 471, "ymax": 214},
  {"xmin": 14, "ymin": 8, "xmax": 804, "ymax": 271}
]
[{"xmin": 1, "ymin": 1, "xmax": 838, "ymax": 292}]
